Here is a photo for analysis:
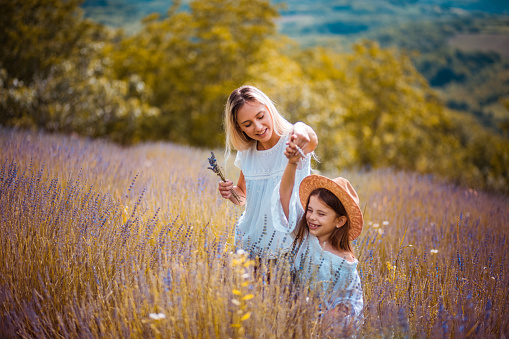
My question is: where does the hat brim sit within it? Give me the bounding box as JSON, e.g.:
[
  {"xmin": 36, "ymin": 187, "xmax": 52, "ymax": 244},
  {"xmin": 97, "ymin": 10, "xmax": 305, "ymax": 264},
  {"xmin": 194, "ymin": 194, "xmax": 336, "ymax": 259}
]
[{"xmin": 299, "ymin": 175, "xmax": 363, "ymax": 240}]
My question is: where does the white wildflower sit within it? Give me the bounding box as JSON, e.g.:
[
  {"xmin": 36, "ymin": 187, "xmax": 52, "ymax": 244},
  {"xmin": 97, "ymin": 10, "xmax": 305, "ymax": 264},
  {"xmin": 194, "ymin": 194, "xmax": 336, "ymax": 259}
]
[{"xmin": 149, "ymin": 313, "xmax": 166, "ymax": 320}]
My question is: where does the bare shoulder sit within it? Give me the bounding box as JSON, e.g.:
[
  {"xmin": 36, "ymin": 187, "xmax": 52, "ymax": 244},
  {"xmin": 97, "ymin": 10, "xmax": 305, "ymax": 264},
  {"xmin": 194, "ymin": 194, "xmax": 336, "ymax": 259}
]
[{"xmin": 328, "ymin": 248, "xmax": 355, "ymax": 263}]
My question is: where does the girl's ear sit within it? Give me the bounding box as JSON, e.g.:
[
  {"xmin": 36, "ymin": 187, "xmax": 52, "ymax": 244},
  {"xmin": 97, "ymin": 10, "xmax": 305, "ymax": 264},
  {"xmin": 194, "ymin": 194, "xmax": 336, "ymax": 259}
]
[{"xmin": 335, "ymin": 215, "xmax": 347, "ymax": 228}]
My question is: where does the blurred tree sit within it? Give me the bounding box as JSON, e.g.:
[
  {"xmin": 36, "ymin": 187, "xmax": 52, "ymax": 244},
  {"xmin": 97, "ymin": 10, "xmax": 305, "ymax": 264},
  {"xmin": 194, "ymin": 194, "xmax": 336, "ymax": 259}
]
[
  {"xmin": 244, "ymin": 39, "xmax": 509, "ymax": 192},
  {"xmin": 0, "ymin": 0, "xmax": 89, "ymax": 82},
  {"xmin": 108, "ymin": 0, "xmax": 279, "ymax": 146},
  {"xmin": 448, "ymin": 110, "xmax": 509, "ymax": 192},
  {"xmin": 337, "ymin": 41, "xmax": 463, "ymax": 175},
  {"xmin": 0, "ymin": 0, "xmax": 159, "ymax": 144},
  {"xmin": 267, "ymin": 41, "xmax": 463, "ymax": 177},
  {"xmin": 500, "ymin": 98, "xmax": 509, "ymax": 136}
]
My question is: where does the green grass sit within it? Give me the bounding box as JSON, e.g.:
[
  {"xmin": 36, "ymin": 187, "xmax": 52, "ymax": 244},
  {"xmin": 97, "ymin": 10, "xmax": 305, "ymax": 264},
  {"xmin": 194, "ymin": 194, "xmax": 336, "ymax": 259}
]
[{"xmin": 1, "ymin": 128, "xmax": 508, "ymax": 337}]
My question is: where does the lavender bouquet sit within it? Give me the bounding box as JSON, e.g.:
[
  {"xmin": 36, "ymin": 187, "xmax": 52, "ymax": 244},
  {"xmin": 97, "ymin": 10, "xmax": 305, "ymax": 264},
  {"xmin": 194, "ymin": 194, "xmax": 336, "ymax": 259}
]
[{"xmin": 207, "ymin": 151, "xmax": 243, "ymax": 204}]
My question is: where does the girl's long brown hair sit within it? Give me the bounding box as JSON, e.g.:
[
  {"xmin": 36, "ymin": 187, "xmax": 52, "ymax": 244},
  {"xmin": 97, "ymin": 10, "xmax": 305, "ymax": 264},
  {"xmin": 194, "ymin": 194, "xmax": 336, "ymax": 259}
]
[{"xmin": 295, "ymin": 188, "xmax": 352, "ymax": 253}]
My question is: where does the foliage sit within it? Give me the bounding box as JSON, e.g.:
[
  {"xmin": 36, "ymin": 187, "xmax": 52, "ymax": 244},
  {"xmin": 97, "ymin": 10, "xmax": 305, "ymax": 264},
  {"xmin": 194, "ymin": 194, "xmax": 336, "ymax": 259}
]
[
  {"xmin": 447, "ymin": 110, "xmax": 509, "ymax": 192},
  {"xmin": 253, "ymin": 40, "xmax": 509, "ymax": 192},
  {"xmin": 0, "ymin": 0, "xmax": 88, "ymax": 83},
  {"xmin": 0, "ymin": 51, "xmax": 159, "ymax": 144},
  {"xmin": 106, "ymin": 0, "xmax": 279, "ymax": 146},
  {"xmin": 80, "ymin": 0, "xmax": 509, "ymax": 134},
  {"xmin": 0, "ymin": 0, "xmax": 159, "ymax": 144},
  {"xmin": 1, "ymin": 129, "xmax": 508, "ymax": 337},
  {"xmin": 315, "ymin": 41, "xmax": 461, "ymax": 175}
]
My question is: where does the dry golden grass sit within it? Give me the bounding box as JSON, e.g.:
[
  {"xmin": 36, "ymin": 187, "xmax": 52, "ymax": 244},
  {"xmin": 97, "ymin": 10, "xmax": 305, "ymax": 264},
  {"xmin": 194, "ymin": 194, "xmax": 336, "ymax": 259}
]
[{"xmin": 1, "ymin": 127, "xmax": 508, "ymax": 338}]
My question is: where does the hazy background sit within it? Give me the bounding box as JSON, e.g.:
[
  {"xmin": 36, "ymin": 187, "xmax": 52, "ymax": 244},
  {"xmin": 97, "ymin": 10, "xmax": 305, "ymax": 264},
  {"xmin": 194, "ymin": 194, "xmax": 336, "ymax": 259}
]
[{"xmin": 1, "ymin": 0, "xmax": 508, "ymax": 193}]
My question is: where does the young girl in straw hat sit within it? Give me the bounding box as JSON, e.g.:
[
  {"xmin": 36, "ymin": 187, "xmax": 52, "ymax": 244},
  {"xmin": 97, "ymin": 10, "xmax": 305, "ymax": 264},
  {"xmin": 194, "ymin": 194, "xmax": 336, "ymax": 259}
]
[
  {"xmin": 271, "ymin": 136, "xmax": 363, "ymax": 327},
  {"xmin": 218, "ymin": 85, "xmax": 318, "ymax": 259}
]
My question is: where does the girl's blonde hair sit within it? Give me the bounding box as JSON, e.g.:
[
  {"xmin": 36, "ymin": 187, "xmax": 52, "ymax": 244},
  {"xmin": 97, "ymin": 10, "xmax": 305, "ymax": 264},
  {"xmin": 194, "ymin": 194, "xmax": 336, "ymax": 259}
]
[{"xmin": 224, "ymin": 85, "xmax": 292, "ymax": 161}]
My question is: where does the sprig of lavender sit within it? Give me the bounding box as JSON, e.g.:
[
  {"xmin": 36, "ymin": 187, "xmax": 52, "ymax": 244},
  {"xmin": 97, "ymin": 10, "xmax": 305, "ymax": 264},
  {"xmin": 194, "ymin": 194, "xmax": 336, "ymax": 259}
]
[{"xmin": 207, "ymin": 152, "xmax": 243, "ymax": 204}]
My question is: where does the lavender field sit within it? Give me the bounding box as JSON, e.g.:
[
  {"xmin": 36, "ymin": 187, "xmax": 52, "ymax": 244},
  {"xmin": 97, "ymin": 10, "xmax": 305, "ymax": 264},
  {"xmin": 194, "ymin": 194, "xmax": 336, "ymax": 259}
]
[{"xmin": 0, "ymin": 127, "xmax": 508, "ymax": 338}]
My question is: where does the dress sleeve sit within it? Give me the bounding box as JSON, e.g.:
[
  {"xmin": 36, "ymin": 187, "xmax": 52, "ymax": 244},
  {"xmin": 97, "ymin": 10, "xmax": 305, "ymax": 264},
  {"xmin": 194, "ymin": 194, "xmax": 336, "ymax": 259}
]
[
  {"xmin": 234, "ymin": 151, "xmax": 242, "ymax": 169},
  {"xmin": 271, "ymin": 181, "xmax": 304, "ymax": 234}
]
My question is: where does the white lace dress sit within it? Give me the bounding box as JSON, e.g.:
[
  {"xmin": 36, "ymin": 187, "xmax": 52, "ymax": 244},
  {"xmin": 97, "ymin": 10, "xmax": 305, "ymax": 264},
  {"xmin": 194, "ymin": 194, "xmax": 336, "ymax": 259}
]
[
  {"xmin": 234, "ymin": 133, "xmax": 311, "ymax": 258},
  {"xmin": 271, "ymin": 181, "xmax": 364, "ymax": 318}
]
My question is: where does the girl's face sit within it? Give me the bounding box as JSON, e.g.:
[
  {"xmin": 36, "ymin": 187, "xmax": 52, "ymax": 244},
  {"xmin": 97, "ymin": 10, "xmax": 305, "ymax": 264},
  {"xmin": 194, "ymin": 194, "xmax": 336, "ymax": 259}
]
[
  {"xmin": 236, "ymin": 101, "xmax": 278, "ymax": 149},
  {"xmin": 306, "ymin": 195, "xmax": 345, "ymax": 243}
]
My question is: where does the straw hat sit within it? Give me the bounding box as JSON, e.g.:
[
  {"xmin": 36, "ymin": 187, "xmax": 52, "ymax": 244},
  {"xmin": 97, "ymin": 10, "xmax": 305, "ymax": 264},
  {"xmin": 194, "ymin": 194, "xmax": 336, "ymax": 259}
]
[{"xmin": 299, "ymin": 175, "xmax": 363, "ymax": 240}]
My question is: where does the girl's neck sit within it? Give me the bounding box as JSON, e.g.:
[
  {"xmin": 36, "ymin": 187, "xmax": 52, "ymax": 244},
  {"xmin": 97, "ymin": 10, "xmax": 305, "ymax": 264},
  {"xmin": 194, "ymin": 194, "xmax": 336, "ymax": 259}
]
[
  {"xmin": 318, "ymin": 239, "xmax": 334, "ymax": 252},
  {"xmin": 316, "ymin": 234, "xmax": 329, "ymax": 246}
]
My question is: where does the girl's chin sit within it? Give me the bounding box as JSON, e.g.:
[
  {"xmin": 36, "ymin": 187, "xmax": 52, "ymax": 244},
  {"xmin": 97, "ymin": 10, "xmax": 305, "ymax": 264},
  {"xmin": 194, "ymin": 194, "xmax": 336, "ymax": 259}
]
[{"xmin": 255, "ymin": 130, "xmax": 269, "ymax": 140}]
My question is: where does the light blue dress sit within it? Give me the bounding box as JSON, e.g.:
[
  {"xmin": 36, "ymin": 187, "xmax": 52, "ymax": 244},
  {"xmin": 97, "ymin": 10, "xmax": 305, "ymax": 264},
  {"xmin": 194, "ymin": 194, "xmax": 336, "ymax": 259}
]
[
  {"xmin": 271, "ymin": 181, "xmax": 364, "ymax": 318},
  {"xmin": 234, "ymin": 133, "xmax": 311, "ymax": 258}
]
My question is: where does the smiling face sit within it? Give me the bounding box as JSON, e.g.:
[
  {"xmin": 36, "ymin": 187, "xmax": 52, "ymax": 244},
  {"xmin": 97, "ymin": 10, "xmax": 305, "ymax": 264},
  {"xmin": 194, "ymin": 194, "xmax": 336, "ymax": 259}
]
[
  {"xmin": 236, "ymin": 101, "xmax": 279, "ymax": 150},
  {"xmin": 306, "ymin": 195, "xmax": 346, "ymax": 243}
]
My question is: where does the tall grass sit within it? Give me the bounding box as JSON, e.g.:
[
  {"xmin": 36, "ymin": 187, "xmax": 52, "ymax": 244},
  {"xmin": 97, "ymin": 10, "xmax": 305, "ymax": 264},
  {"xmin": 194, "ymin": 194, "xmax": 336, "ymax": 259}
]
[{"xmin": 1, "ymin": 127, "xmax": 508, "ymax": 338}]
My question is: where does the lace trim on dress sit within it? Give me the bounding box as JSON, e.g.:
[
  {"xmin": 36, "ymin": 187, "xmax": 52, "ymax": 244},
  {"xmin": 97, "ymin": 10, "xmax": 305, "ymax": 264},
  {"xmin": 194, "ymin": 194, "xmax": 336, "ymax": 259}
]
[
  {"xmin": 243, "ymin": 167, "xmax": 286, "ymax": 179},
  {"xmin": 254, "ymin": 134, "xmax": 287, "ymax": 155}
]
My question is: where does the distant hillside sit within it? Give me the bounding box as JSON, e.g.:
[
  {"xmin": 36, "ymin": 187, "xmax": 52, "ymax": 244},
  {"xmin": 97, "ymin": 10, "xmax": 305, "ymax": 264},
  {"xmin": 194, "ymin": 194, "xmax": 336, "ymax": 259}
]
[
  {"xmin": 81, "ymin": 0, "xmax": 509, "ymax": 37},
  {"xmin": 274, "ymin": 0, "xmax": 508, "ymax": 45}
]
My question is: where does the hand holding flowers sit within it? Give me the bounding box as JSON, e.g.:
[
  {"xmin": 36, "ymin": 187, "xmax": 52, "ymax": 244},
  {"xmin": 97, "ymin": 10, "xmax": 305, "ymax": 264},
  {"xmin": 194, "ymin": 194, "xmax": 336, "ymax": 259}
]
[{"xmin": 208, "ymin": 152, "xmax": 244, "ymax": 204}]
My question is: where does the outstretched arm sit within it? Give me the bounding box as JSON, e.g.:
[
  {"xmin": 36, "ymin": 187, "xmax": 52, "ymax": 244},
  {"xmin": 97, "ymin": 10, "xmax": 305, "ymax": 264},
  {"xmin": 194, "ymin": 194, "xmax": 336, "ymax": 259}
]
[
  {"xmin": 280, "ymin": 122, "xmax": 317, "ymax": 218},
  {"xmin": 280, "ymin": 141, "xmax": 302, "ymax": 219}
]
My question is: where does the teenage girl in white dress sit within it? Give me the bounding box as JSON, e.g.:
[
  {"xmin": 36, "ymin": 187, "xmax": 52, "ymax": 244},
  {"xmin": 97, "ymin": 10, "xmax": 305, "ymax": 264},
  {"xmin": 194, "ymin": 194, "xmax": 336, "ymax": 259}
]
[{"xmin": 218, "ymin": 85, "xmax": 318, "ymax": 258}]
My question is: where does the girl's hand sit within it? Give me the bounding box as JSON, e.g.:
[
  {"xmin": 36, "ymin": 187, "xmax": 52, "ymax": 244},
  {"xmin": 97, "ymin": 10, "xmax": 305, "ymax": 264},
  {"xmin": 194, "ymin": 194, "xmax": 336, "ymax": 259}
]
[
  {"xmin": 285, "ymin": 140, "xmax": 302, "ymax": 164},
  {"xmin": 322, "ymin": 305, "xmax": 350, "ymax": 331},
  {"xmin": 218, "ymin": 180, "xmax": 234, "ymax": 199},
  {"xmin": 290, "ymin": 122, "xmax": 311, "ymax": 152}
]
